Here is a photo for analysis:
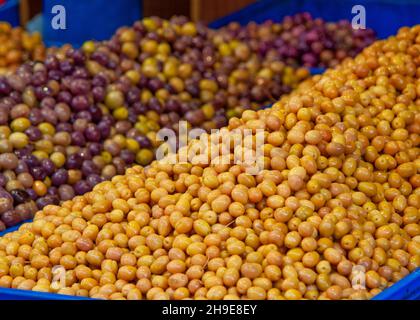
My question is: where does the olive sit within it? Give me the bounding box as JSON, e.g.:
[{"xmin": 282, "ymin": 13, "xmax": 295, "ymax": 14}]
[
  {"xmin": 10, "ymin": 189, "xmax": 30, "ymax": 206},
  {"xmin": 0, "ymin": 187, "xmax": 14, "ymax": 213}
]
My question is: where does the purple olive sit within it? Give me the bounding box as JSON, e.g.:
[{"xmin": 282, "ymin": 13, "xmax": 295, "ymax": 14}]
[
  {"xmin": 56, "ymin": 122, "xmax": 73, "ymax": 133},
  {"xmin": 23, "ymin": 155, "xmax": 40, "ymax": 167},
  {"xmin": 66, "ymin": 153, "xmax": 83, "ymax": 169},
  {"xmin": 71, "ymin": 95, "xmax": 90, "ymax": 111},
  {"xmin": 0, "ymin": 210, "xmax": 21, "ymax": 227},
  {"xmin": 73, "ymin": 180, "xmax": 91, "ymax": 195},
  {"xmin": 85, "ymin": 124, "xmax": 101, "ymax": 142},
  {"xmin": 58, "ymin": 184, "xmax": 75, "ymax": 201},
  {"xmin": 88, "ymin": 142, "xmax": 102, "ymax": 156},
  {"xmin": 36, "ymin": 195, "xmax": 59, "ymax": 209},
  {"xmin": 57, "ymin": 90, "xmax": 72, "ymax": 104},
  {"xmin": 26, "ymin": 188, "xmax": 38, "ymax": 201},
  {"xmin": 0, "ymin": 78, "xmax": 12, "ymax": 95},
  {"xmin": 97, "ymin": 121, "xmax": 111, "ymax": 138},
  {"xmin": 0, "ymin": 187, "xmax": 14, "ymax": 214},
  {"xmin": 0, "ymin": 174, "xmax": 6, "ymax": 187},
  {"xmin": 28, "ymin": 109, "xmax": 44, "ymax": 125},
  {"xmin": 120, "ymin": 150, "xmax": 135, "ymax": 165},
  {"xmin": 86, "ymin": 174, "xmax": 103, "ymax": 188},
  {"xmin": 51, "ymin": 169, "xmax": 69, "ymax": 186},
  {"xmin": 92, "ymin": 86, "xmax": 105, "ymax": 102},
  {"xmin": 69, "ymin": 78, "xmax": 91, "ymax": 95},
  {"xmin": 71, "ymin": 131, "xmax": 86, "ymax": 147},
  {"xmin": 47, "ymin": 186, "xmax": 58, "ymax": 196},
  {"xmin": 81, "ymin": 160, "xmax": 100, "ymax": 176},
  {"xmin": 41, "ymin": 158, "xmax": 56, "ymax": 176},
  {"xmin": 10, "ymin": 189, "xmax": 30, "ymax": 205},
  {"xmin": 45, "ymin": 55, "xmax": 59, "ymax": 70},
  {"xmin": 30, "ymin": 166, "xmax": 47, "ymax": 181},
  {"xmin": 25, "ymin": 126, "xmax": 42, "ymax": 141},
  {"xmin": 59, "ymin": 60, "xmax": 74, "ymax": 74}
]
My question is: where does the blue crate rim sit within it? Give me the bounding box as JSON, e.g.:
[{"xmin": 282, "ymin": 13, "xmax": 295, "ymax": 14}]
[
  {"xmin": 0, "ymin": 219, "xmax": 32, "ymax": 237},
  {"xmin": 372, "ymin": 268, "xmax": 420, "ymax": 300},
  {"xmin": 0, "ymin": 0, "xmax": 19, "ymax": 11},
  {"xmin": 0, "ymin": 0, "xmax": 20, "ymax": 27},
  {"xmin": 0, "ymin": 287, "xmax": 93, "ymax": 300}
]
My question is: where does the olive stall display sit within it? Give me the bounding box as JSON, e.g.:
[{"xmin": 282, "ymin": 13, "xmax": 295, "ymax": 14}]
[
  {"xmin": 0, "ymin": 16, "xmax": 313, "ymax": 229},
  {"xmin": 217, "ymin": 12, "xmax": 377, "ymax": 68},
  {"xmin": 0, "ymin": 22, "xmax": 45, "ymax": 75},
  {"xmin": 0, "ymin": 25, "xmax": 418, "ymax": 299}
]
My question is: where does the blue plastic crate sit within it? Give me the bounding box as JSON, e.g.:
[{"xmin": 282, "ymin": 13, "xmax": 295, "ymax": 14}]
[
  {"xmin": 0, "ymin": 219, "xmax": 419, "ymax": 300},
  {"xmin": 209, "ymin": 0, "xmax": 420, "ymax": 39},
  {"xmin": 309, "ymin": 67, "xmax": 326, "ymax": 75},
  {"xmin": 0, "ymin": 287, "xmax": 93, "ymax": 300},
  {"xmin": 372, "ymin": 269, "xmax": 420, "ymax": 300},
  {"xmin": 0, "ymin": 0, "xmax": 20, "ymax": 26},
  {"xmin": 42, "ymin": 0, "xmax": 142, "ymax": 47}
]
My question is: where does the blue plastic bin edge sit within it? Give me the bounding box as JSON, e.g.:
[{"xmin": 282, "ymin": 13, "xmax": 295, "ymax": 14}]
[
  {"xmin": 0, "ymin": 287, "xmax": 93, "ymax": 300},
  {"xmin": 0, "ymin": 0, "xmax": 19, "ymax": 11},
  {"xmin": 0, "ymin": 0, "xmax": 20, "ymax": 26},
  {"xmin": 372, "ymin": 269, "xmax": 420, "ymax": 300},
  {"xmin": 309, "ymin": 67, "xmax": 326, "ymax": 75},
  {"xmin": 0, "ymin": 219, "xmax": 31, "ymax": 237}
]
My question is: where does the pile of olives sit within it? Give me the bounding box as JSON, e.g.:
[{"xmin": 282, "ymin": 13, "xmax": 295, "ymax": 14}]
[
  {"xmin": 217, "ymin": 12, "xmax": 376, "ymax": 68},
  {"xmin": 86, "ymin": 16, "xmax": 310, "ymax": 129},
  {"xmin": 0, "ymin": 25, "xmax": 418, "ymax": 299},
  {"xmin": 0, "ymin": 22, "xmax": 45, "ymax": 75}
]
